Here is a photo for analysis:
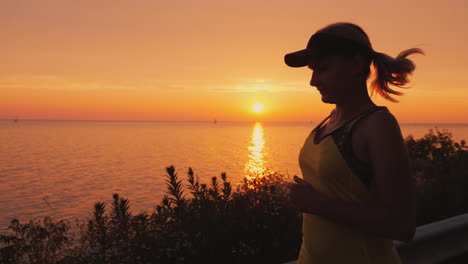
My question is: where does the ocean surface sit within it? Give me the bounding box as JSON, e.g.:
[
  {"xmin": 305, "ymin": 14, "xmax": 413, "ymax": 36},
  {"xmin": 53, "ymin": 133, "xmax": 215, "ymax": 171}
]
[{"xmin": 1, "ymin": 120, "xmax": 467, "ymax": 232}]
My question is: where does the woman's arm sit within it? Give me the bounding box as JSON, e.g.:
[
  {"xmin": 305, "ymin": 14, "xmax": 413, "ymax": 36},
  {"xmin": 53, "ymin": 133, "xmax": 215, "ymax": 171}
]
[{"xmin": 288, "ymin": 111, "xmax": 416, "ymax": 242}]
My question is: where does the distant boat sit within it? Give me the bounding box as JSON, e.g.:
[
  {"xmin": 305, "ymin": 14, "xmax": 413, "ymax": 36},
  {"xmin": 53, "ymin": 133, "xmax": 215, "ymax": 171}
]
[
  {"xmin": 13, "ymin": 117, "xmax": 18, "ymax": 123},
  {"xmin": 213, "ymin": 118, "xmax": 217, "ymax": 124}
]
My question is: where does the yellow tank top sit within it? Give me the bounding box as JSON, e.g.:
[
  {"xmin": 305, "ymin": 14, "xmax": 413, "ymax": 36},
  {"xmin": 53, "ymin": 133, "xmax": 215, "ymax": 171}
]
[{"xmin": 297, "ymin": 106, "xmax": 402, "ymax": 264}]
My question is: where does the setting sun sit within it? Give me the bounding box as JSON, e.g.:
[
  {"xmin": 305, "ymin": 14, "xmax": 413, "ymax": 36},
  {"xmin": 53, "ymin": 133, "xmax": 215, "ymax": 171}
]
[{"xmin": 253, "ymin": 102, "xmax": 264, "ymax": 113}]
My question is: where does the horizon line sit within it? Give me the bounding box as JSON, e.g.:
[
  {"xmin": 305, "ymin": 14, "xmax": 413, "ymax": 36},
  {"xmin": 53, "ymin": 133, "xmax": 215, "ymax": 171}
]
[{"xmin": 1, "ymin": 118, "xmax": 468, "ymax": 126}]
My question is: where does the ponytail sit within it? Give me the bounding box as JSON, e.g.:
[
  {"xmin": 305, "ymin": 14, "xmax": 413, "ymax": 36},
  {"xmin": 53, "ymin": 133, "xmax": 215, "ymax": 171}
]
[{"xmin": 370, "ymin": 48, "xmax": 424, "ymax": 102}]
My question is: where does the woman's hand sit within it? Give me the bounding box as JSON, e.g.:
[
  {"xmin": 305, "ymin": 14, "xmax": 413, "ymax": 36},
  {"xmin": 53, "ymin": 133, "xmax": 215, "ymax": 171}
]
[{"xmin": 287, "ymin": 176, "xmax": 322, "ymax": 213}]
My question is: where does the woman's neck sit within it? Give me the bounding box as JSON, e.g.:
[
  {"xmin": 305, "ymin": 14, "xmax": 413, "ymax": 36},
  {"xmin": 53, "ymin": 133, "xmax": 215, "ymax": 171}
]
[{"xmin": 333, "ymin": 89, "xmax": 376, "ymax": 124}]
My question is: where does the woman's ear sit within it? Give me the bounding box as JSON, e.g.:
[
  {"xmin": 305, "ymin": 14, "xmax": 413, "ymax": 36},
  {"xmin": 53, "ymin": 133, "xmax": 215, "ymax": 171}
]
[{"xmin": 351, "ymin": 55, "xmax": 367, "ymax": 77}]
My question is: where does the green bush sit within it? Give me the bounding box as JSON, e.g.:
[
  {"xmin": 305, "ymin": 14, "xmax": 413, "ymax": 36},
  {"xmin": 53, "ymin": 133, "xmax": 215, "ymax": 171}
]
[
  {"xmin": 1, "ymin": 168, "xmax": 301, "ymax": 264},
  {"xmin": 0, "ymin": 217, "xmax": 71, "ymax": 263},
  {"xmin": 405, "ymin": 128, "xmax": 468, "ymax": 225}
]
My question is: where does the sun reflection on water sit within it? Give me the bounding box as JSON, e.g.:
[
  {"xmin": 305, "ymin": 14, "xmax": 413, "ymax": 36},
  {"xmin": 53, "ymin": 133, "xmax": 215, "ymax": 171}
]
[{"xmin": 244, "ymin": 122, "xmax": 267, "ymax": 182}]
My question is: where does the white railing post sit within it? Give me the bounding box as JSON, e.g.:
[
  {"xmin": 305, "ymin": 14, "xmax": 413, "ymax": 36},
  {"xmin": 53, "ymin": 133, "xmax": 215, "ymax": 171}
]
[
  {"xmin": 395, "ymin": 213, "xmax": 468, "ymax": 264},
  {"xmin": 284, "ymin": 213, "xmax": 468, "ymax": 264}
]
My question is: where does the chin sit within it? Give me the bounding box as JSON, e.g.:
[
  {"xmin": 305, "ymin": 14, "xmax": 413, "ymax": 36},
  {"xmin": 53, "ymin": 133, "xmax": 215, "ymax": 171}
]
[{"xmin": 321, "ymin": 96, "xmax": 336, "ymax": 104}]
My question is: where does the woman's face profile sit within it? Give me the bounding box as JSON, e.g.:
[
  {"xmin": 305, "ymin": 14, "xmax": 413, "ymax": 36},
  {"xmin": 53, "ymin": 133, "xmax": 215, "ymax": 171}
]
[{"xmin": 308, "ymin": 55, "xmax": 358, "ymax": 104}]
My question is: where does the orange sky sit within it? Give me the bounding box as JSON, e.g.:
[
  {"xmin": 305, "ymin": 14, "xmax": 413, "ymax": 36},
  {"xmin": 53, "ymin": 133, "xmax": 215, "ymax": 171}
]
[{"xmin": 2, "ymin": 0, "xmax": 468, "ymax": 123}]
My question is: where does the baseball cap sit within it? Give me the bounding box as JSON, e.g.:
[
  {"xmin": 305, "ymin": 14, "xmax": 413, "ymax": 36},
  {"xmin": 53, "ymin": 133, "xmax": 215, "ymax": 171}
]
[{"xmin": 284, "ymin": 22, "xmax": 374, "ymax": 68}]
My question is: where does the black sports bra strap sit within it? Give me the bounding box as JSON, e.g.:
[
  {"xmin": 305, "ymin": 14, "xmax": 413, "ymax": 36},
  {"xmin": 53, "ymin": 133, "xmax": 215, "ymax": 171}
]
[{"xmin": 333, "ymin": 105, "xmax": 389, "ymax": 189}]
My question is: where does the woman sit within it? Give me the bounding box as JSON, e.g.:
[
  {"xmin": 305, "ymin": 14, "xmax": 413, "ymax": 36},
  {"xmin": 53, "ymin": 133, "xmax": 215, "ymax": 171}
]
[{"xmin": 285, "ymin": 22, "xmax": 423, "ymax": 263}]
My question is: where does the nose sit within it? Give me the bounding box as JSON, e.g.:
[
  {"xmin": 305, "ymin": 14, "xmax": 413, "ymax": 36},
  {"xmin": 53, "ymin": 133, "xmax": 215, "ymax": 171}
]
[{"xmin": 310, "ymin": 71, "xmax": 318, "ymax": 87}]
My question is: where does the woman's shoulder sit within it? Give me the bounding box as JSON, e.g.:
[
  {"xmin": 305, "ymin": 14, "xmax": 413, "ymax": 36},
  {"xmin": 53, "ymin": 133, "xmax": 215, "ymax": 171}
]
[
  {"xmin": 366, "ymin": 107, "xmax": 400, "ymax": 129},
  {"xmin": 357, "ymin": 107, "xmax": 404, "ymax": 143}
]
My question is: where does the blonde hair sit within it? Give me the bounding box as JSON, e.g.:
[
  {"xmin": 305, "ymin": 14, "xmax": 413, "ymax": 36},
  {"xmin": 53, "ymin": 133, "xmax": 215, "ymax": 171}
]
[{"xmin": 370, "ymin": 48, "xmax": 425, "ymax": 102}]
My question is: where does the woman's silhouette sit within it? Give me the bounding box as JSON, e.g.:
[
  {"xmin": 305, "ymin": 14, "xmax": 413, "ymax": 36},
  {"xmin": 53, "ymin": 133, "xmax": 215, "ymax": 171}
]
[{"xmin": 285, "ymin": 22, "xmax": 423, "ymax": 263}]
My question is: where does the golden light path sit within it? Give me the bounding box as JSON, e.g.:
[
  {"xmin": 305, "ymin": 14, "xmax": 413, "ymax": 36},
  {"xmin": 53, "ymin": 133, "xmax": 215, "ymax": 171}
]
[{"xmin": 244, "ymin": 122, "xmax": 267, "ymax": 181}]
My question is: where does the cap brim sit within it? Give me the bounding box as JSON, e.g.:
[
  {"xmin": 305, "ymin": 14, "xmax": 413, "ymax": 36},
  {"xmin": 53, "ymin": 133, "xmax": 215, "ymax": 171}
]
[{"xmin": 284, "ymin": 49, "xmax": 312, "ymax": 68}]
